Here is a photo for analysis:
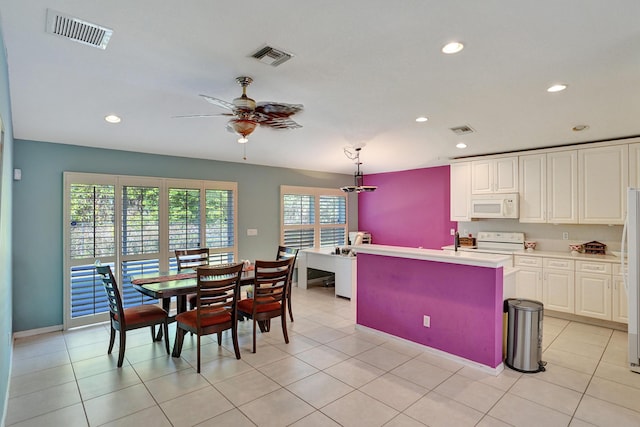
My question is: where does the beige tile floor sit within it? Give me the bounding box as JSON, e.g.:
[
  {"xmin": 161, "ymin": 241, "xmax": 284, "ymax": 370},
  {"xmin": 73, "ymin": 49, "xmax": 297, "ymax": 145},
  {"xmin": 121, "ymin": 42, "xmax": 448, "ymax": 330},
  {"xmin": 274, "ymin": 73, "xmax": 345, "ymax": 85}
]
[{"xmin": 6, "ymin": 286, "xmax": 640, "ymax": 426}]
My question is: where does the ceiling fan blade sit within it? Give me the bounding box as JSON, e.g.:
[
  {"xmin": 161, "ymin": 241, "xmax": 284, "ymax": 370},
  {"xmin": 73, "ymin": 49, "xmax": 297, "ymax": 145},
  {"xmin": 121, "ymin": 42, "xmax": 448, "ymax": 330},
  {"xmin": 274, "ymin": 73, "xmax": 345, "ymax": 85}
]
[
  {"xmin": 255, "ymin": 115, "xmax": 302, "ymax": 129},
  {"xmin": 199, "ymin": 94, "xmax": 236, "ymax": 111},
  {"xmin": 256, "ymin": 102, "xmax": 303, "ymax": 117},
  {"xmin": 172, "ymin": 113, "xmax": 234, "ymax": 119}
]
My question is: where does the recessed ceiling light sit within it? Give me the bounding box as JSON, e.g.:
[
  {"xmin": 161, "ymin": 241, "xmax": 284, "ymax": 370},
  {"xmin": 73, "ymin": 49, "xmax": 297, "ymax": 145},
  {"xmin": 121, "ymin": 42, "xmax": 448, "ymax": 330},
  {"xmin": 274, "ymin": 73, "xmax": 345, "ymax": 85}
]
[
  {"xmin": 442, "ymin": 42, "xmax": 464, "ymax": 54},
  {"xmin": 415, "ymin": 116, "xmax": 428, "ymax": 123},
  {"xmin": 572, "ymin": 125, "xmax": 589, "ymax": 132},
  {"xmin": 104, "ymin": 114, "xmax": 121, "ymax": 123},
  {"xmin": 547, "ymin": 84, "xmax": 567, "ymax": 93},
  {"xmin": 456, "ymin": 142, "xmax": 467, "ymax": 149}
]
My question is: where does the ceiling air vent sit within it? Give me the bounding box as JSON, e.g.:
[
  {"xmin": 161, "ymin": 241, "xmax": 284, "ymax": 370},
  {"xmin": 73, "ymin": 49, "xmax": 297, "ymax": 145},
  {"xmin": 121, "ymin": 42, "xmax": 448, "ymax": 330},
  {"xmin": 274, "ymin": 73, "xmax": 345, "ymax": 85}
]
[
  {"xmin": 450, "ymin": 125, "xmax": 475, "ymax": 135},
  {"xmin": 45, "ymin": 9, "xmax": 113, "ymax": 50},
  {"xmin": 250, "ymin": 45, "xmax": 293, "ymax": 67}
]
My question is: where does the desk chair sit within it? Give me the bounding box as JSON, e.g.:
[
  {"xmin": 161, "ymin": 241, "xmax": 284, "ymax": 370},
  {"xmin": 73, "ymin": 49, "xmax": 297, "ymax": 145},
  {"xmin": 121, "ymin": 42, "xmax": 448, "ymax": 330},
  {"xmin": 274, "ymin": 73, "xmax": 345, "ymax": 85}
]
[{"xmin": 96, "ymin": 265, "xmax": 170, "ymax": 367}]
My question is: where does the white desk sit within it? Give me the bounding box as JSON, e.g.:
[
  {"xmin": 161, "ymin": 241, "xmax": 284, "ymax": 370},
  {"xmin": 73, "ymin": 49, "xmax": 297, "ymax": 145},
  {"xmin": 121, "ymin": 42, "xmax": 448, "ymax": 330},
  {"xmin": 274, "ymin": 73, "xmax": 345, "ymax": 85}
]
[{"xmin": 298, "ymin": 248, "xmax": 357, "ymax": 299}]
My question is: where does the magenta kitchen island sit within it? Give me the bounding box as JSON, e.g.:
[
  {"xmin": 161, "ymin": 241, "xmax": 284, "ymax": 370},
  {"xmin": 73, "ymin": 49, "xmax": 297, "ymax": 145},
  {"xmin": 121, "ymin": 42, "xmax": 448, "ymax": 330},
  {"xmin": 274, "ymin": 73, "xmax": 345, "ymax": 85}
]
[{"xmin": 354, "ymin": 244, "xmax": 512, "ymax": 373}]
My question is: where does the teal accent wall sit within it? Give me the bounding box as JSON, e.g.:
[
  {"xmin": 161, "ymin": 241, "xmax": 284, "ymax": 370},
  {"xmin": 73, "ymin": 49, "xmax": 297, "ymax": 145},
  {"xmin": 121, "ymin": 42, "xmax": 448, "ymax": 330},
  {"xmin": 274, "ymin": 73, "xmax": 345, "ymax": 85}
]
[
  {"xmin": 0, "ymin": 19, "xmax": 14, "ymax": 425},
  {"xmin": 12, "ymin": 140, "xmax": 356, "ymax": 332}
]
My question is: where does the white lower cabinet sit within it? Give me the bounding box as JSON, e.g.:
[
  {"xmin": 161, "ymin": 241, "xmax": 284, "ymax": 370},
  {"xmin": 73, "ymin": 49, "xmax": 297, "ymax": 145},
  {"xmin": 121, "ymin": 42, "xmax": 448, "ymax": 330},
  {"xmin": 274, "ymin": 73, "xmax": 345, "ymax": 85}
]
[
  {"xmin": 542, "ymin": 258, "xmax": 574, "ymax": 313},
  {"xmin": 613, "ymin": 264, "xmax": 628, "ymax": 323},
  {"xmin": 514, "ymin": 256, "xmax": 625, "ymax": 323},
  {"xmin": 514, "ymin": 256, "xmax": 542, "ymax": 301},
  {"xmin": 575, "ymin": 261, "xmax": 612, "ymax": 321}
]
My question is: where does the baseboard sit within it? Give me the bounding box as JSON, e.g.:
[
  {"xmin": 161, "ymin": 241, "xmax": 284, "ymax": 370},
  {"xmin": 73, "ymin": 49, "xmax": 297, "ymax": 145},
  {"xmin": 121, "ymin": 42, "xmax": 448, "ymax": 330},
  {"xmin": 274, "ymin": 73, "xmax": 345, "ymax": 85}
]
[
  {"xmin": 12, "ymin": 324, "xmax": 63, "ymax": 339},
  {"xmin": 545, "ymin": 310, "xmax": 627, "ymax": 332}
]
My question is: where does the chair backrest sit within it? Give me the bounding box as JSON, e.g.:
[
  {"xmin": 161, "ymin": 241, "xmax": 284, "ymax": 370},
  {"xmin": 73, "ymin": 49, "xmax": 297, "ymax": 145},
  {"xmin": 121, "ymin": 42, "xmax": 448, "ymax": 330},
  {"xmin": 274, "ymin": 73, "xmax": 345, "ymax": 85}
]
[
  {"xmin": 96, "ymin": 265, "xmax": 125, "ymax": 325},
  {"xmin": 195, "ymin": 263, "xmax": 244, "ymax": 327},
  {"xmin": 175, "ymin": 248, "xmax": 210, "ymax": 271},
  {"xmin": 253, "ymin": 258, "xmax": 295, "ymax": 305},
  {"xmin": 275, "ymin": 245, "xmax": 299, "ymax": 289}
]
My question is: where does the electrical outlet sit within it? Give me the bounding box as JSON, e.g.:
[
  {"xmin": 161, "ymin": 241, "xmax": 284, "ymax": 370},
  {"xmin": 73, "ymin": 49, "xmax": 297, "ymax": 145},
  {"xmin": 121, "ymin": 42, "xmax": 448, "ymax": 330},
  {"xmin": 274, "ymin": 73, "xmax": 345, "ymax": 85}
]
[
  {"xmin": 450, "ymin": 228, "xmax": 456, "ymax": 236},
  {"xmin": 562, "ymin": 232, "xmax": 569, "ymax": 240},
  {"xmin": 423, "ymin": 315, "xmax": 430, "ymax": 328}
]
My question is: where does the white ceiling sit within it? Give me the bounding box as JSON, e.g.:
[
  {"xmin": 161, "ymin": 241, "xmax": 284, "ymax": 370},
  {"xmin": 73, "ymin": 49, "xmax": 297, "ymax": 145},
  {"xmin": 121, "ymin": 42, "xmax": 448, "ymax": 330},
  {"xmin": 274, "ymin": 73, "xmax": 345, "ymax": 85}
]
[{"xmin": 1, "ymin": 0, "xmax": 639, "ymax": 174}]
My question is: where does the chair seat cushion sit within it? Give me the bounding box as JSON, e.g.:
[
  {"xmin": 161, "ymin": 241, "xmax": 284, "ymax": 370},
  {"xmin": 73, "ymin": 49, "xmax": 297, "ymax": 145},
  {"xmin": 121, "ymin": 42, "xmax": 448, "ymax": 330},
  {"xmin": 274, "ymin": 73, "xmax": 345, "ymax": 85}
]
[
  {"xmin": 120, "ymin": 304, "xmax": 167, "ymax": 325},
  {"xmin": 238, "ymin": 298, "xmax": 281, "ymax": 314},
  {"xmin": 176, "ymin": 307, "xmax": 231, "ymax": 328}
]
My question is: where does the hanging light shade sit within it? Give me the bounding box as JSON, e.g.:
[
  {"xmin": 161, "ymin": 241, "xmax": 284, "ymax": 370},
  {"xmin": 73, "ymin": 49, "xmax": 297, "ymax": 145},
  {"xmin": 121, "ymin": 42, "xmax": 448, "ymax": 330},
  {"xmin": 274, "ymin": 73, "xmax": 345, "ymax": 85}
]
[
  {"xmin": 340, "ymin": 147, "xmax": 377, "ymax": 193},
  {"xmin": 228, "ymin": 117, "xmax": 258, "ymax": 138}
]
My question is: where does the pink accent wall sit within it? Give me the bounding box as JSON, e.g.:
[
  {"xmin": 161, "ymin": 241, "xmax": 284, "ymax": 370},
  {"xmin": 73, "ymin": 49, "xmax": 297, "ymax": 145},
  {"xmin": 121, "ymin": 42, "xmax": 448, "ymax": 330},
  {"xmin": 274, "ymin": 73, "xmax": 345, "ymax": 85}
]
[
  {"xmin": 357, "ymin": 165, "xmax": 456, "ymax": 249},
  {"xmin": 357, "ymin": 253, "xmax": 504, "ymax": 368}
]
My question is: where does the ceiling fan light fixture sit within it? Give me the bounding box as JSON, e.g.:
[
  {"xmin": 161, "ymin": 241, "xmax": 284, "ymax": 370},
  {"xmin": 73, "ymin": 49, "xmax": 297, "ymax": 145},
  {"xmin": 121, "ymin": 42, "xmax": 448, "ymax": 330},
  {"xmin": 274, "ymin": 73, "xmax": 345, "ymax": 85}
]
[
  {"xmin": 238, "ymin": 137, "xmax": 249, "ymax": 143},
  {"xmin": 229, "ymin": 118, "xmax": 258, "ymax": 138}
]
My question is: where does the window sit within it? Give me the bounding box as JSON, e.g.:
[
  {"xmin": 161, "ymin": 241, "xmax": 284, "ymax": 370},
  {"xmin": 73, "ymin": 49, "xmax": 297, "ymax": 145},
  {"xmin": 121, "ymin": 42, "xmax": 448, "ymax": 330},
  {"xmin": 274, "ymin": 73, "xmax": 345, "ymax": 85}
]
[
  {"xmin": 64, "ymin": 173, "xmax": 237, "ymax": 329},
  {"xmin": 281, "ymin": 186, "xmax": 347, "ymax": 249}
]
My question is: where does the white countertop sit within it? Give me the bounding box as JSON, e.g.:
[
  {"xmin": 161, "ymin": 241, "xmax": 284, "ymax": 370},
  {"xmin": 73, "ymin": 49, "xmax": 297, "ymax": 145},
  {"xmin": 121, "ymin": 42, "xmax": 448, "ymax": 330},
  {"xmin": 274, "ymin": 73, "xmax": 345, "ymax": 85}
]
[
  {"xmin": 353, "ymin": 244, "xmax": 511, "ymax": 268},
  {"xmin": 441, "ymin": 245, "xmax": 622, "ymax": 264}
]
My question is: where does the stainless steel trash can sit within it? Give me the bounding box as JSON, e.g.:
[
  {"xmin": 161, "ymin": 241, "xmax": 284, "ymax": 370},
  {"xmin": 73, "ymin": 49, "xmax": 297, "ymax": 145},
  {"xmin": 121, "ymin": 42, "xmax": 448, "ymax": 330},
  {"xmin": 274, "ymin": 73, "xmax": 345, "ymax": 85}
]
[{"xmin": 504, "ymin": 299, "xmax": 546, "ymax": 373}]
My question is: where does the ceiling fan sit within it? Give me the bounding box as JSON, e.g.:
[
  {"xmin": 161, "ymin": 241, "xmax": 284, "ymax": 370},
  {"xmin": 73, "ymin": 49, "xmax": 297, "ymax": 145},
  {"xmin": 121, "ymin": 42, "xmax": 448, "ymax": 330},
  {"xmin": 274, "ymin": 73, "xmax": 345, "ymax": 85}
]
[{"xmin": 177, "ymin": 76, "xmax": 303, "ymax": 143}]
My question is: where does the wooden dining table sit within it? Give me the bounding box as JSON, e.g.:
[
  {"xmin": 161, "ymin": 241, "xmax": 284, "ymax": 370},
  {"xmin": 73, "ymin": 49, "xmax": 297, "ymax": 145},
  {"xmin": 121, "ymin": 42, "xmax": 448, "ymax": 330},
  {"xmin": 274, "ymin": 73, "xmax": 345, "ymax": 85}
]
[{"xmin": 131, "ymin": 267, "xmax": 255, "ymax": 356}]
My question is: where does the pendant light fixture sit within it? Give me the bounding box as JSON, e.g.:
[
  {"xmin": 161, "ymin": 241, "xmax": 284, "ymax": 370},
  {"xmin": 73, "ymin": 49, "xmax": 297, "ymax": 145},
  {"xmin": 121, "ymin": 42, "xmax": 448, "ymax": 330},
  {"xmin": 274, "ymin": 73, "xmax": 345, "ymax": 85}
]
[{"xmin": 340, "ymin": 147, "xmax": 377, "ymax": 193}]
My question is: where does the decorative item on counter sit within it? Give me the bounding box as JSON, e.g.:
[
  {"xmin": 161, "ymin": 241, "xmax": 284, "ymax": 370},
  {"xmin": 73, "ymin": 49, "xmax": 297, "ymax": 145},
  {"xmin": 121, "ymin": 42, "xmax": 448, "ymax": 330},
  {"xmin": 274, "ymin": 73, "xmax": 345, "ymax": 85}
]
[
  {"xmin": 459, "ymin": 235, "xmax": 476, "ymax": 246},
  {"xmin": 583, "ymin": 241, "xmax": 606, "ymax": 255},
  {"xmin": 524, "ymin": 241, "xmax": 537, "ymax": 251},
  {"xmin": 569, "ymin": 244, "xmax": 584, "ymax": 255},
  {"xmin": 246, "ymin": 285, "xmax": 254, "ymax": 299}
]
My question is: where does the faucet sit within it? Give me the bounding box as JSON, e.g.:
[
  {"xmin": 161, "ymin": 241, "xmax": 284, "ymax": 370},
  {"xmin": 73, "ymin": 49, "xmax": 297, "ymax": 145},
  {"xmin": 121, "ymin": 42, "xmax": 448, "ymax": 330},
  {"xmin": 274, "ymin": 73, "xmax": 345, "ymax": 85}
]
[{"xmin": 454, "ymin": 231, "xmax": 460, "ymax": 252}]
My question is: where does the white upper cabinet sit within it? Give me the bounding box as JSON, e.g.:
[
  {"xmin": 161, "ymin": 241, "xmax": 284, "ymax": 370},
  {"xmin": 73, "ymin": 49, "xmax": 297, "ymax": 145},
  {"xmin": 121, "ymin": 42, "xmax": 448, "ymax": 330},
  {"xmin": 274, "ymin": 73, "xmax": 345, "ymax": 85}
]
[
  {"xmin": 519, "ymin": 151, "xmax": 577, "ymax": 223},
  {"xmin": 578, "ymin": 144, "xmax": 628, "ymax": 224},
  {"xmin": 630, "ymin": 143, "xmax": 640, "ymax": 188},
  {"xmin": 471, "ymin": 157, "xmax": 518, "ymax": 194},
  {"xmin": 518, "ymin": 154, "xmax": 546, "ymax": 223},
  {"xmin": 450, "ymin": 162, "xmax": 471, "ymax": 222},
  {"xmin": 547, "ymin": 151, "xmax": 578, "ymax": 224}
]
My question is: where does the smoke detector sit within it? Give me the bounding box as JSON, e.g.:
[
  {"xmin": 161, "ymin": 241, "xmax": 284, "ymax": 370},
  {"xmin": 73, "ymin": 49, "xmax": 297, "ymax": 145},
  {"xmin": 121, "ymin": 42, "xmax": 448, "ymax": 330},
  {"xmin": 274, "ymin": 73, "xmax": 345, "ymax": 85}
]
[
  {"xmin": 45, "ymin": 9, "xmax": 113, "ymax": 49},
  {"xmin": 250, "ymin": 45, "xmax": 293, "ymax": 67}
]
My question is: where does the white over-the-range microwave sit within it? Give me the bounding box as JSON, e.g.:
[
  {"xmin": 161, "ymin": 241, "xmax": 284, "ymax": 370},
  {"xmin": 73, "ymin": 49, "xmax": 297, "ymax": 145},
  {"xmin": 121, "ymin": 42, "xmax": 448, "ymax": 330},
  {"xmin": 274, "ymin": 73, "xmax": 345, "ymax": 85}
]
[{"xmin": 470, "ymin": 193, "xmax": 519, "ymax": 219}]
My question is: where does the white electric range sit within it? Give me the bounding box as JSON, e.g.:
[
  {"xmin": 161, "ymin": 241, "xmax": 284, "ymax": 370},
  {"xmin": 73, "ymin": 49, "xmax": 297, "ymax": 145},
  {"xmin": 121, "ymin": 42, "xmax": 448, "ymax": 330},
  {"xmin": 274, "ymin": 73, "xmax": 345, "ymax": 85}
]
[{"xmin": 443, "ymin": 231, "xmax": 525, "ymax": 267}]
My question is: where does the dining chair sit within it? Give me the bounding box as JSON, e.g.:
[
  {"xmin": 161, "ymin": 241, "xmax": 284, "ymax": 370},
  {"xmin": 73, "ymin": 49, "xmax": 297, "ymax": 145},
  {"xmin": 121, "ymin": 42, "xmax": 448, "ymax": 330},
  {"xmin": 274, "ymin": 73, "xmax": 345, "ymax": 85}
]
[
  {"xmin": 276, "ymin": 245, "xmax": 299, "ymax": 322},
  {"xmin": 173, "ymin": 263, "xmax": 244, "ymax": 372},
  {"xmin": 96, "ymin": 265, "xmax": 170, "ymax": 368},
  {"xmin": 175, "ymin": 248, "xmax": 210, "ymax": 310},
  {"xmin": 238, "ymin": 257, "xmax": 295, "ymax": 353}
]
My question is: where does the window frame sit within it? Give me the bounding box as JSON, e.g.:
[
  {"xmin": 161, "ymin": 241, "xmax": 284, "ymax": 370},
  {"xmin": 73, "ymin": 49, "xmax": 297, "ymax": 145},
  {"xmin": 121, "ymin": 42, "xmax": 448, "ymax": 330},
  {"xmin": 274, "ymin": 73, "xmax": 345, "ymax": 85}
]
[
  {"xmin": 63, "ymin": 172, "xmax": 237, "ymax": 329},
  {"xmin": 280, "ymin": 185, "xmax": 348, "ymax": 249}
]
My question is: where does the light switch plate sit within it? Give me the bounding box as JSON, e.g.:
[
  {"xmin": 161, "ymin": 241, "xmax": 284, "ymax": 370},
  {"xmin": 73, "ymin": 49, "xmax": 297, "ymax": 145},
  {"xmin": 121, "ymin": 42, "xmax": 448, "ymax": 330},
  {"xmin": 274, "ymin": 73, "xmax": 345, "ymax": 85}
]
[{"xmin": 247, "ymin": 228, "xmax": 258, "ymax": 236}]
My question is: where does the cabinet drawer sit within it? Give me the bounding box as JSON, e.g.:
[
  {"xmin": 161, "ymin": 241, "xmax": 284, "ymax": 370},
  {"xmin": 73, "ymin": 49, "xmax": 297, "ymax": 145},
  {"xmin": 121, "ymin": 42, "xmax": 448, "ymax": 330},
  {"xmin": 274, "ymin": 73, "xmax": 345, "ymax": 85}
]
[
  {"xmin": 576, "ymin": 260, "xmax": 612, "ymax": 275},
  {"xmin": 515, "ymin": 256, "xmax": 542, "ymax": 268},
  {"xmin": 543, "ymin": 258, "xmax": 574, "ymax": 271},
  {"xmin": 613, "ymin": 263, "xmax": 627, "ymax": 276}
]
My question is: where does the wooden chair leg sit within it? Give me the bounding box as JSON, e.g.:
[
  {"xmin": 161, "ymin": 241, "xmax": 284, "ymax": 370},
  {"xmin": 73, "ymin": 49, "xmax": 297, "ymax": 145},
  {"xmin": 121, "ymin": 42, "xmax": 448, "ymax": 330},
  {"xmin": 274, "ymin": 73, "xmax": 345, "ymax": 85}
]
[
  {"xmin": 232, "ymin": 326, "xmax": 241, "ymax": 360},
  {"xmin": 173, "ymin": 327, "xmax": 186, "ymax": 358},
  {"xmin": 117, "ymin": 330, "xmax": 126, "ymax": 367},
  {"xmin": 281, "ymin": 314, "xmax": 289, "ymax": 344},
  {"xmin": 150, "ymin": 325, "xmax": 156, "ymax": 341},
  {"xmin": 196, "ymin": 334, "xmax": 202, "ymax": 373},
  {"xmin": 108, "ymin": 326, "xmax": 116, "ymax": 354},
  {"xmin": 217, "ymin": 331, "xmax": 222, "ymax": 346},
  {"xmin": 252, "ymin": 317, "xmax": 257, "ymax": 353},
  {"xmin": 288, "ymin": 294, "xmax": 294, "ymax": 322},
  {"xmin": 162, "ymin": 321, "xmax": 170, "ymax": 354}
]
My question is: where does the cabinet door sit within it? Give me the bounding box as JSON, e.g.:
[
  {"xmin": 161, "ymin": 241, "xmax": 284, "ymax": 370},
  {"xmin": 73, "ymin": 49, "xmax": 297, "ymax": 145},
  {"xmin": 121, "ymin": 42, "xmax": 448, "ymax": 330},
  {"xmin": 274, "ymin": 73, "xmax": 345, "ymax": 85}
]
[
  {"xmin": 575, "ymin": 273, "xmax": 612, "ymax": 320},
  {"xmin": 613, "ymin": 275, "xmax": 628, "ymax": 323},
  {"xmin": 471, "ymin": 160, "xmax": 493, "ymax": 194},
  {"xmin": 547, "ymin": 151, "xmax": 578, "ymax": 224},
  {"xmin": 519, "ymin": 154, "xmax": 546, "ymax": 223},
  {"xmin": 450, "ymin": 162, "xmax": 471, "ymax": 221},
  {"xmin": 630, "ymin": 142, "xmax": 640, "ymax": 188},
  {"xmin": 515, "ymin": 268, "xmax": 542, "ymax": 301},
  {"xmin": 495, "ymin": 157, "xmax": 518, "ymax": 193},
  {"xmin": 543, "ymin": 269, "xmax": 575, "ymax": 313},
  {"xmin": 578, "ymin": 145, "xmax": 628, "ymax": 224}
]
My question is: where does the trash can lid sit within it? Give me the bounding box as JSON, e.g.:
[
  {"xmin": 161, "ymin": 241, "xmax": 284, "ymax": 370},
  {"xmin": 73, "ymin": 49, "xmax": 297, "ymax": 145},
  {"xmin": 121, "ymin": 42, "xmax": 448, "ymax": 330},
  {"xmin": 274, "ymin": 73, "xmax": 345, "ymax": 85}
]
[{"xmin": 507, "ymin": 298, "xmax": 543, "ymax": 311}]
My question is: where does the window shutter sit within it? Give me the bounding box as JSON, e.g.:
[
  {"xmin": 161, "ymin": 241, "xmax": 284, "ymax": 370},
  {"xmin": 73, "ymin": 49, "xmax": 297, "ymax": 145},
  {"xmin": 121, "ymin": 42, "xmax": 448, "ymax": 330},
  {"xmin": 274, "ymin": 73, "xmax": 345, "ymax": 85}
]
[{"xmin": 169, "ymin": 188, "xmax": 201, "ymax": 251}]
